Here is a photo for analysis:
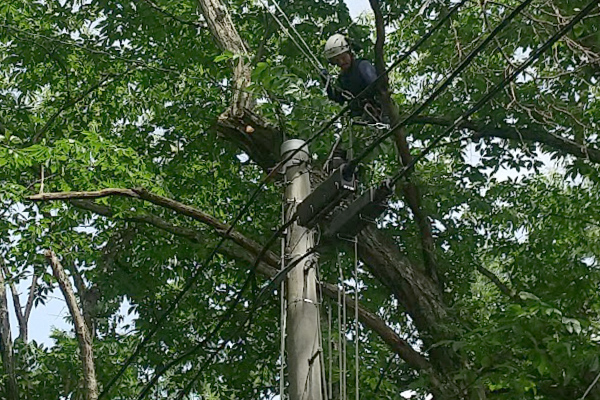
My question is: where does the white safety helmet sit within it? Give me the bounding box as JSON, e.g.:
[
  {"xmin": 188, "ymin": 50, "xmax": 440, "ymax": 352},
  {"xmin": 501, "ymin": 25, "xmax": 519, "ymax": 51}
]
[{"xmin": 324, "ymin": 34, "xmax": 350, "ymax": 60}]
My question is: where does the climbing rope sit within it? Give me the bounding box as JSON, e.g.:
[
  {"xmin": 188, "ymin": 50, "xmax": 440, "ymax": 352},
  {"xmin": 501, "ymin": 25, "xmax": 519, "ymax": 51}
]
[
  {"xmin": 280, "ymin": 196, "xmax": 287, "ymax": 399},
  {"xmin": 258, "ymin": 0, "xmax": 324, "ymax": 74}
]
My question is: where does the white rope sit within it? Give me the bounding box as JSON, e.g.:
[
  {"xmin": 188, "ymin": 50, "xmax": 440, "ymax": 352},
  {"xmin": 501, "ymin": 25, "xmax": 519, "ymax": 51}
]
[
  {"xmin": 353, "ymin": 238, "xmax": 359, "ymax": 400},
  {"xmin": 258, "ymin": 0, "xmax": 324, "ymax": 74},
  {"xmin": 280, "ymin": 196, "xmax": 287, "ymax": 399},
  {"xmin": 268, "ymin": 0, "xmax": 324, "ymax": 70}
]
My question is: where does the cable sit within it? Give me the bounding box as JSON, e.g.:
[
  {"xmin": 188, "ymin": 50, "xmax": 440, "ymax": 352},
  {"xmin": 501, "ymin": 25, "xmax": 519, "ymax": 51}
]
[
  {"xmin": 267, "ymin": 0, "xmax": 325, "ymax": 71},
  {"xmin": 135, "ymin": 217, "xmax": 296, "ymax": 399},
  {"xmin": 348, "ymin": 0, "xmax": 535, "ymax": 172},
  {"xmin": 389, "ymin": 0, "xmax": 598, "ymax": 186},
  {"xmin": 259, "ymin": 0, "xmax": 324, "ymax": 73},
  {"xmin": 174, "ymin": 246, "xmax": 320, "ymax": 400},
  {"xmin": 99, "ymin": 4, "xmax": 469, "ymax": 394}
]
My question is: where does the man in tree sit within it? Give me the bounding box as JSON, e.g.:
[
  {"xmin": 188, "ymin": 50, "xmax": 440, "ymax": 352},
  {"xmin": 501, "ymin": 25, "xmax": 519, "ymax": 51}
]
[{"xmin": 321, "ymin": 33, "xmax": 385, "ymax": 124}]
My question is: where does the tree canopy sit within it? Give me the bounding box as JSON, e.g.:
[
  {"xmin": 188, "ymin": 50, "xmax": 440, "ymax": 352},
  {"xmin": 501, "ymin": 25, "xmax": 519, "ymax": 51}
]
[{"xmin": 1, "ymin": 0, "xmax": 600, "ymax": 399}]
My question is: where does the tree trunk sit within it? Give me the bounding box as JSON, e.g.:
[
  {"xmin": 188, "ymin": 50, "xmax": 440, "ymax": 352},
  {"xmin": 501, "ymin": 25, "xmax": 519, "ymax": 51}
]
[
  {"xmin": 46, "ymin": 250, "xmax": 98, "ymax": 400},
  {"xmin": 0, "ymin": 265, "xmax": 19, "ymax": 400}
]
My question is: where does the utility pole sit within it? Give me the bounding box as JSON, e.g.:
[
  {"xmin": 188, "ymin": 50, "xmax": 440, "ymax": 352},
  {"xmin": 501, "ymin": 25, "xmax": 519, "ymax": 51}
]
[{"xmin": 281, "ymin": 139, "xmax": 324, "ymax": 400}]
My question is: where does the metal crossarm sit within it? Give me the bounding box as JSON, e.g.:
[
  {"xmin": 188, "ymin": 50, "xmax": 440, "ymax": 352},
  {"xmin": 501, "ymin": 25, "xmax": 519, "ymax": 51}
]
[
  {"xmin": 297, "ymin": 163, "xmax": 356, "ymax": 228},
  {"xmin": 324, "ymin": 180, "xmax": 394, "ymax": 238}
]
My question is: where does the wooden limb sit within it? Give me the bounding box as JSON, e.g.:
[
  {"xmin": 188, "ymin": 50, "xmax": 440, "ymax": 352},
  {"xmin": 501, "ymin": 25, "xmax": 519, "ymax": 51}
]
[
  {"xmin": 30, "ymin": 188, "xmax": 274, "ymax": 261},
  {"xmin": 45, "ymin": 250, "xmax": 98, "ymax": 400},
  {"xmin": 410, "ymin": 115, "xmax": 600, "ymax": 163},
  {"xmin": 475, "ymin": 264, "xmax": 518, "ymax": 301},
  {"xmin": 69, "ymin": 199, "xmax": 435, "ymax": 376},
  {"xmin": 368, "ymin": 0, "xmax": 386, "ymax": 75},
  {"xmin": 0, "ymin": 261, "xmax": 19, "ymax": 400},
  {"xmin": 196, "ymin": 0, "xmax": 252, "ymax": 115},
  {"xmin": 368, "ymin": 0, "xmax": 440, "ymax": 285},
  {"xmin": 140, "ymin": 0, "xmax": 205, "ymax": 28},
  {"xmin": 65, "ymin": 261, "xmax": 97, "ymax": 338},
  {"xmin": 23, "ymin": 273, "xmax": 38, "ymax": 336}
]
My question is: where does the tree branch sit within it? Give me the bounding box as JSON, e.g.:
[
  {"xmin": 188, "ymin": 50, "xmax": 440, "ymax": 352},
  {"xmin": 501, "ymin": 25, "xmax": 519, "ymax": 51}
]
[
  {"xmin": 368, "ymin": 0, "xmax": 386, "ymax": 75},
  {"xmin": 31, "ymin": 72, "xmax": 124, "ymax": 144},
  {"xmin": 140, "ymin": 0, "xmax": 205, "ymax": 28},
  {"xmin": 474, "ymin": 264, "xmax": 518, "ymax": 301},
  {"xmin": 68, "ymin": 199, "xmax": 434, "ymax": 376},
  {"xmin": 0, "ymin": 261, "xmax": 19, "ymax": 400},
  {"xmin": 410, "ymin": 115, "xmax": 600, "ymax": 163},
  {"xmin": 1, "ymin": 264, "xmax": 27, "ymax": 342},
  {"xmin": 45, "ymin": 250, "xmax": 99, "ymax": 400},
  {"xmin": 23, "ymin": 273, "xmax": 38, "ymax": 336}
]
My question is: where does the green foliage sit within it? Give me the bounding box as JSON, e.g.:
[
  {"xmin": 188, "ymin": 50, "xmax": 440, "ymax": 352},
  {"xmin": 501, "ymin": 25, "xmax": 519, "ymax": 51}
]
[{"xmin": 1, "ymin": 0, "xmax": 600, "ymax": 398}]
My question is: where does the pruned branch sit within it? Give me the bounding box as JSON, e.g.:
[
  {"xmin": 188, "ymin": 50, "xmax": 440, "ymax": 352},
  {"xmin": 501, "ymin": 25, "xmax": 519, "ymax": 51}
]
[
  {"xmin": 410, "ymin": 115, "xmax": 600, "ymax": 163},
  {"xmin": 68, "ymin": 199, "xmax": 434, "ymax": 376},
  {"xmin": 45, "ymin": 250, "xmax": 98, "ymax": 400}
]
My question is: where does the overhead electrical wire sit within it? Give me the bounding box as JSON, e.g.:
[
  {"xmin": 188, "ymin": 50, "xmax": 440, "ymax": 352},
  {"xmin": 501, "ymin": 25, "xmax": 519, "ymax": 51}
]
[
  {"xmin": 167, "ymin": 0, "xmax": 600, "ymax": 395},
  {"xmin": 98, "ymin": 2, "xmax": 468, "ymax": 396},
  {"xmin": 135, "ymin": 217, "xmax": 296, "ymax": 399},
  {"xmin": 347, "ymin": 0, "xmax": 535, "ymax": 171},
  {"xmin": 388, "ymin": 0, "xmax": 600, "ymax": 186},
  {"xmin": 152, "ymin": 2, "xmax": 596, "ymax": 398},
  {"xmin": 173, "ymin": 246, "xmax": 320, "ymax": 400}
]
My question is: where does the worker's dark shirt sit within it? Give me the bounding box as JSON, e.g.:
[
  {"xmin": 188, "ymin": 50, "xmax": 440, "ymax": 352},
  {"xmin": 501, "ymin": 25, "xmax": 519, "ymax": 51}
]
[{"xmin": 326, "ymin": 58, "xmax": 379, "ymax": 116}]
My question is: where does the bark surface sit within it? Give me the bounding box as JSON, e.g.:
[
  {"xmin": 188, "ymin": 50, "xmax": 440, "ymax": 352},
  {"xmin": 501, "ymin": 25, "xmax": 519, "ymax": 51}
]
[{"xmin": 46, "ymin": 250, "xmax": 99, "ymax": 400}]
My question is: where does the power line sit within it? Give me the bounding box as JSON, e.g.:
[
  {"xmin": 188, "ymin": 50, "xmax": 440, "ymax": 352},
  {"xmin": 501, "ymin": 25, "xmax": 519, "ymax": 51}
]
[
  {"xmin": 135, "ymin": 217, "xmax": 295, "ymax": 399},
  {"xmin": 168, "ymin": 0, "xmax": 557, "ymax": 394},
  {"xmin": 98, "ymin": 2, "xmax": 467, "ymax": 395},
  {"xmin": 173, "ymin": 3, "xmax": 600, "ymax": 398},
  {"xmin": 259, "ymin": 0, "xmax": 325, "ymax": 73},
  {"xmin": 348, "ymin": 0, "xmax": 535, "ymax": 171},
  {"xmin": 174, "ymin": 247, "xmax": 320, "ymax": 400},
  {"xmin": 389, "ymin": 0, "xmax": 599, "ymax": 186}
]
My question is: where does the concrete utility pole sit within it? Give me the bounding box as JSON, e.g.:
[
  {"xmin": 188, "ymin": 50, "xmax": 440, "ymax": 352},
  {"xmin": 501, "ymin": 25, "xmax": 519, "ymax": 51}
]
[{"xmin": 281, "ymin": 139, "xmax": 324, "ymax": 400}]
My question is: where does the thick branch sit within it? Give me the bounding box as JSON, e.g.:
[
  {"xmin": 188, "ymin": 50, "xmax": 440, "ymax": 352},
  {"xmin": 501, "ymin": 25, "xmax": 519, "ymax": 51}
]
[
  {"xmin": 0, "ymin": 263, "xmax": 19, "ymax": 400},
  {"xmin": 68, "ymin": 199, "xmax": 432, "ymax": 375},
  {"xmin": 368, "ymin": 0, "xmax": 386, "ymax": 75},
  {"xmin": 29, "ymin": 188, "xmax": 267, "ymax": 260},
  {"xmin": 1, "ymin": 264, "xmax": 27, "ymax": 342},
  {"xmin": 45, "ymin": 250, "xmax": 98, "ymax": 400},
  {"xmin": 196, "ymin": 0, "xmax": 251, "ymax": 114},
  {"xmin": 368, "ymin": 0, "xmax": 439, "ymax": 284},
  {"xmin": 411, "ymin": 115, "xmax": 600, "ymax": 163}
]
